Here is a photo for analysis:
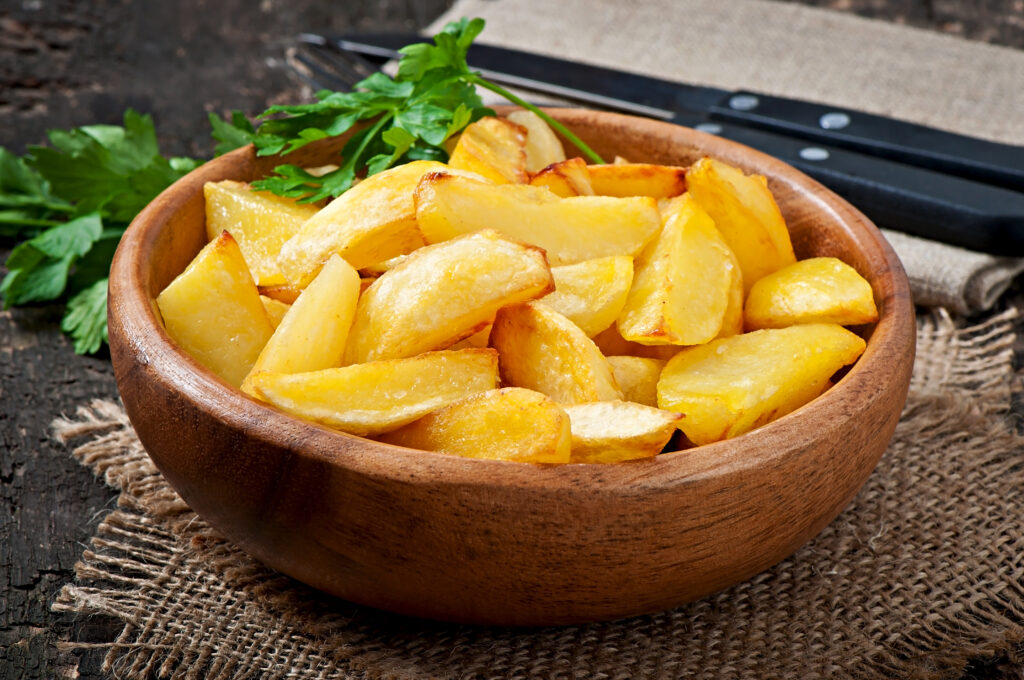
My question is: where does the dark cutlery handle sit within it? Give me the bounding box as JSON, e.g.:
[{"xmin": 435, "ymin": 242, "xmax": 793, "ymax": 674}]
[
  {"xmin": 685, "ymin": 118, "xmax": 1024, "ymax": 256},
  {"xmin": 711, "ymin": 92, "xmax": 1024, "ymax": 193}
]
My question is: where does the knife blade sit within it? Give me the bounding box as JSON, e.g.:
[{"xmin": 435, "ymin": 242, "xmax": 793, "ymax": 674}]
[{"xmin": 310, "ymin": 32, "xmax": 1024, "ymax": 256}]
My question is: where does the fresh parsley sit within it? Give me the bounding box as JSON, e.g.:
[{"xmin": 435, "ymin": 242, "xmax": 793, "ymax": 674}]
[
  {"xmin": 248, "ymin": 17, "xmax": 604, "ymax": 202},
  {"xmin": 0, "ymin": 111, "xmax": 199, "ymax": 354},
  {"xmin": 1, "ymin": 17, "xmax": 604, "ymax": 355}
]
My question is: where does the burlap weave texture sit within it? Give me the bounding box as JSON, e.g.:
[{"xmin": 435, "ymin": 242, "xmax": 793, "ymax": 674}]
[{"xmin": 52, "ymin": 308, "xmax": 1024, "ymax": 680}]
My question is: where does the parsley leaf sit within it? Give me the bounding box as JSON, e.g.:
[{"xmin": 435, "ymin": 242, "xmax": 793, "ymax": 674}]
[
  {"xmin": 209, "ymin": 110, "xmax": 257, "ymax": 156},
  {"xmin": 1, "ymin": 212, "xmax": 103, "ymax": 306},
  {"xmin": 62, "ymin": 278, "xmax": 109, "ymax": 355},
  {"xmin": 0, "ymin": 148, "xmax": 73, "ymax": 238},
  {"xmin": 28, "ymin": 110, "xmax": 193, "ymax": 224}
]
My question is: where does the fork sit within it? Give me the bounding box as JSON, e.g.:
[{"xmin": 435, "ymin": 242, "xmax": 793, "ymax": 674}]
[{"xmin": 286, "ymin": 33, "xmax": 384, "ymax": 93}]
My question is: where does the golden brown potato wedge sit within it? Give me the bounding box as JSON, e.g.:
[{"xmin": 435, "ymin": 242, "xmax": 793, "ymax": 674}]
[
  {"xmin": 156, "ymin": 231, "xmax": 273, "ymax": 387},
  {"xmin": 744, "ymin": 256, "xmax": 879, "ymax": 330},
  {"xmin": 379, "ymin": 387, "xmax": 571, "ymax": 463},
  {"xmin": 618, "ymin": 194, "xmax": 742, "ymax": 346},
  {"xmin": 541, "ymin": 256, "xmax": 633, "ymax": 337},
  {"xmin": 506, "ymin": 110, "xmax": 567, "ymax": 173},
  {"xmin": 592, "ymin": 325, "xmax": 681, "ymax": 361},
  {"xmin": 415, "ymin": 173, "xmax": 661, "ymax": 266},
  {"xmin": 257, "ymin": 283, "xmax": 301, "ymax": 304},
  {"xmin": 686, "ymin": 157, "xmax": 796, "ymax": 293},
  {"xmin": 587, "ymin": 163, "xmax": 687, "ymax": 199},
  {"xmin": 344, "ymin": 229, "xmax": 553, "ymax": 364},
  {"xmin": 203, "ymin": 180, "xmax": 318, "ymax": 287},
  {"xmin": 447, "ymin": 116, "xmax": 529, "ymax": 184},
  {"xmin": 241, "ymin": 254, "xmax": 360, "ymax": 395},
  {"xmin": 491, "ymin": 301, "xmax": 622, "ymax": 404},
  {"xmin": 529, "ymin": 157, "xmax": 595, "ymax": 197},
  {"xmin": 259, "ymin": 295, "xmax": 291, "ymax": 329},
  {"xmin": 564, "ymin": 400, "xmax": 681, "ymax": 463},
  {"xmin": 249, "ymin": 348, "xmax": 499, "ymax": 436},
  {"xmin": 657, "ymin": 323, "xmax": 866, "ymax": 445},
  {"xmin": 606, "ymin": 356, "xmax": 666, "ymax": 407},
  {"xmin": 277, "ymin": 160, "xmax": 446, "ymax": 288}
]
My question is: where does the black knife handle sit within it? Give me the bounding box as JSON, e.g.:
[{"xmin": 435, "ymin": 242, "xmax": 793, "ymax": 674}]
[
  {"xmin": 711, "ymin": 92, "xmax": 1024, "ymax": 193},
  {"xmin": 684, "ymin": 118, "xmax": 1024, "ymax": 256}
]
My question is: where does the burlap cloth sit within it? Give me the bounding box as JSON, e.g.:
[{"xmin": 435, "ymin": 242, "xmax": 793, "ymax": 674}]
[
  {"xmin": 51, "ymin": 1, "xmax": 1024, "ymax": 678},
  {"xmin": 51, "ymin": 306, "xmax": 1024, "ymax": 679}
]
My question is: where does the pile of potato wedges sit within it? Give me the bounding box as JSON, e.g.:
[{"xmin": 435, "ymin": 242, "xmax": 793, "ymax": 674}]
[{"xmin": 156, "ymin": 111, "xmax": 876, "ymax": 464}]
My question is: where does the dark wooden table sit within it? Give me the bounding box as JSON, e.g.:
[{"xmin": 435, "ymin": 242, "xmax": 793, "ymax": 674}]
[{"xmin": 1, "ymin": 1, "xmax": 1022, "ymax": 678}]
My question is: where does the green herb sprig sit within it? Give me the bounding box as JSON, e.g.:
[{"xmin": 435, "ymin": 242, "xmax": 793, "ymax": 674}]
[
  {"xmin": 0, "ymin": 111, "xmax": 199, "ymax": 353},
  {"xmin": 1, "ymin": 17, "xmax": 603, "ymax": 354},
  {"xmin": 247, "ymin": 17, "xmax": 604, "ymax": 202}
]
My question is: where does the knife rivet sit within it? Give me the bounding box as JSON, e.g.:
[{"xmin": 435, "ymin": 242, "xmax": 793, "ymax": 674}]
[
  {"xmin": 799, "ymin": 147, "xmax": 830, "ymax": 161},
  {"xmin": 728, "ymin": 94, "xmax": 759, "ymax": 111},
  {"xmin": 819, "ymin": 112, "xmax": 851, "ymax": 130},
  {"xmin": 696, "ymin": 123, "xmax": 723, "ymax": 135}
]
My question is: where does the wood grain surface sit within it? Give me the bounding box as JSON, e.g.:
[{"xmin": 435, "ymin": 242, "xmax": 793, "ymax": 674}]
[{"xmin": 1, "ymin": 0, "xmax": 1021, "ymax": 677}]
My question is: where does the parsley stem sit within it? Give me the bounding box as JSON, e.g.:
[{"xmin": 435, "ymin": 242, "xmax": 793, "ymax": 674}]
[
  {"xmin": 42, "ymin": 202, "xmax": 75, "ymax": 213},
  {"xmin": 0, "ymin": 216, "xmax": 64, "ymax": 228},
  {"xmin": 468, "ymin": 75, "xmax": 606, "ymax": 165},
  {"xmin": 351, "ymin": 112, "xmax": 393, "ymax": 170}
]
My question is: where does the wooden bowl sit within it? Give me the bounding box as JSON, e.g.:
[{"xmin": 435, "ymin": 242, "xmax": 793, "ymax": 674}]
[{"xmin": 108, "ymin": 109, "xmax": 915, "ymax": 626}]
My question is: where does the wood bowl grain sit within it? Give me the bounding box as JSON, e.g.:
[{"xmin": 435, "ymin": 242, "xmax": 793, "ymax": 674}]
[{"xmin": 108, "ymin": 108, "xmax": 915, "ymax": 626}]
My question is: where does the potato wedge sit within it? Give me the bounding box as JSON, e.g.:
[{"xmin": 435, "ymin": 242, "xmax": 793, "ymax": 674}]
[
  {"xmin": 592, "ymin": 325, "xmax": 681, "ymax": 361},
  {"xmin": 249, "ymin": 348, "xmax": 499, "ymax": 436},
  {"xmin": 447, "ymin": 116, "xmax": 528, "ymax": 184},
  {"xmin": 260, "ymin": 295, "xmax": 291, "ymax": 329},
  {"xmin": 565, "ymin": 401, "xmax": 681, "ymax": 463},
  {"xmin": 258, "ymin": 283, "xmax": 301, "ymax": 304},
  {"xmin": 587, "ymin": 163, "xmax": 687, "ymax": 199},
  {"xmin": 618, "ymin": 194, "xmax": 742, "ymax": 346},
  {"xmin": 491, "ymin": 301, "xmax": 622, "ymax": 404},
  {"xmin": 529, "ymin": 157, "xmax": 595, "ymax": 197},
  {"xmin": 717, "ymin": 247, "xmax": 745, "ymax": 339},
  {"xmin": 277, "ymin": 160, "xmax": 444, "ymax": 288},
  {"xmin": 506, "ymin": 110, "xmax": 566, "ymax": 172},
  {"xmin": 344, "ymin": 229, "xmax": 553, "ymax": 364},
  {"xmin": 156, "ymin": 231, "xmax": 273, "ymax": 387},
  {"xmin": 241, "ymin": 254, "xmax": 360, "ymax": 395},
  {"xmin": 686, "ymin": 157, "xmax": 796, "ymax": 292},
  {"xmin": 744, "ymin": 256, "xmax": 879, "ymax": 330},
  {"xmin": 449, "ymin": 323, "xmax": 492, "ymax": 349},
  {"xmin": 415, "ymin": 173, "xmax": 661, "ymax": 266},
  {"xmin": 204, "ymin": 180, "xmax": 318, "ymax": 287},
  {"xmin": 379, "ymin": 387, "xmax": 571, "ymax": 463},
  {"xmin": 657, "ymin": 323, "xmax": 866, "ymax": 445},
  {"xmin": 541, "ymin": 256, "xmax": 633, "ymax": 337},
  {"xmin": 359, "ymin": 253, "xmax": 409, "ymax": 277},
  {"xmin": 606, "ymin": 356, "xmax": 665, "ymax": 407}
]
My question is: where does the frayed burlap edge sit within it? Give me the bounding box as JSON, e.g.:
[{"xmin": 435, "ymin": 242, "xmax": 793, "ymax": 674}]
[{"xmin": 52, "ymin": 308, "xmax": 1024, "ymax": 680}]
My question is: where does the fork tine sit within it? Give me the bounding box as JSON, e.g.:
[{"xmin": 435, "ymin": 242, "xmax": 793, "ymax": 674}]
[
  {"xmin": 290, "ymin": 34, "xmax": 387, "ymax": 93},
  {"xmin": 319, "ymin": 40, "xmax": 384, "ymax": 81},
  {"xmin": 288, "ymin": 47, "xmax": 358, "ymax": 92}
]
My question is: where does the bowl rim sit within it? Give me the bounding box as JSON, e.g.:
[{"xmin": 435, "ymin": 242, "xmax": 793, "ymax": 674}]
[{"xmin": 109, "ymin": 108, "xmax": 915, "ymax": 494}]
